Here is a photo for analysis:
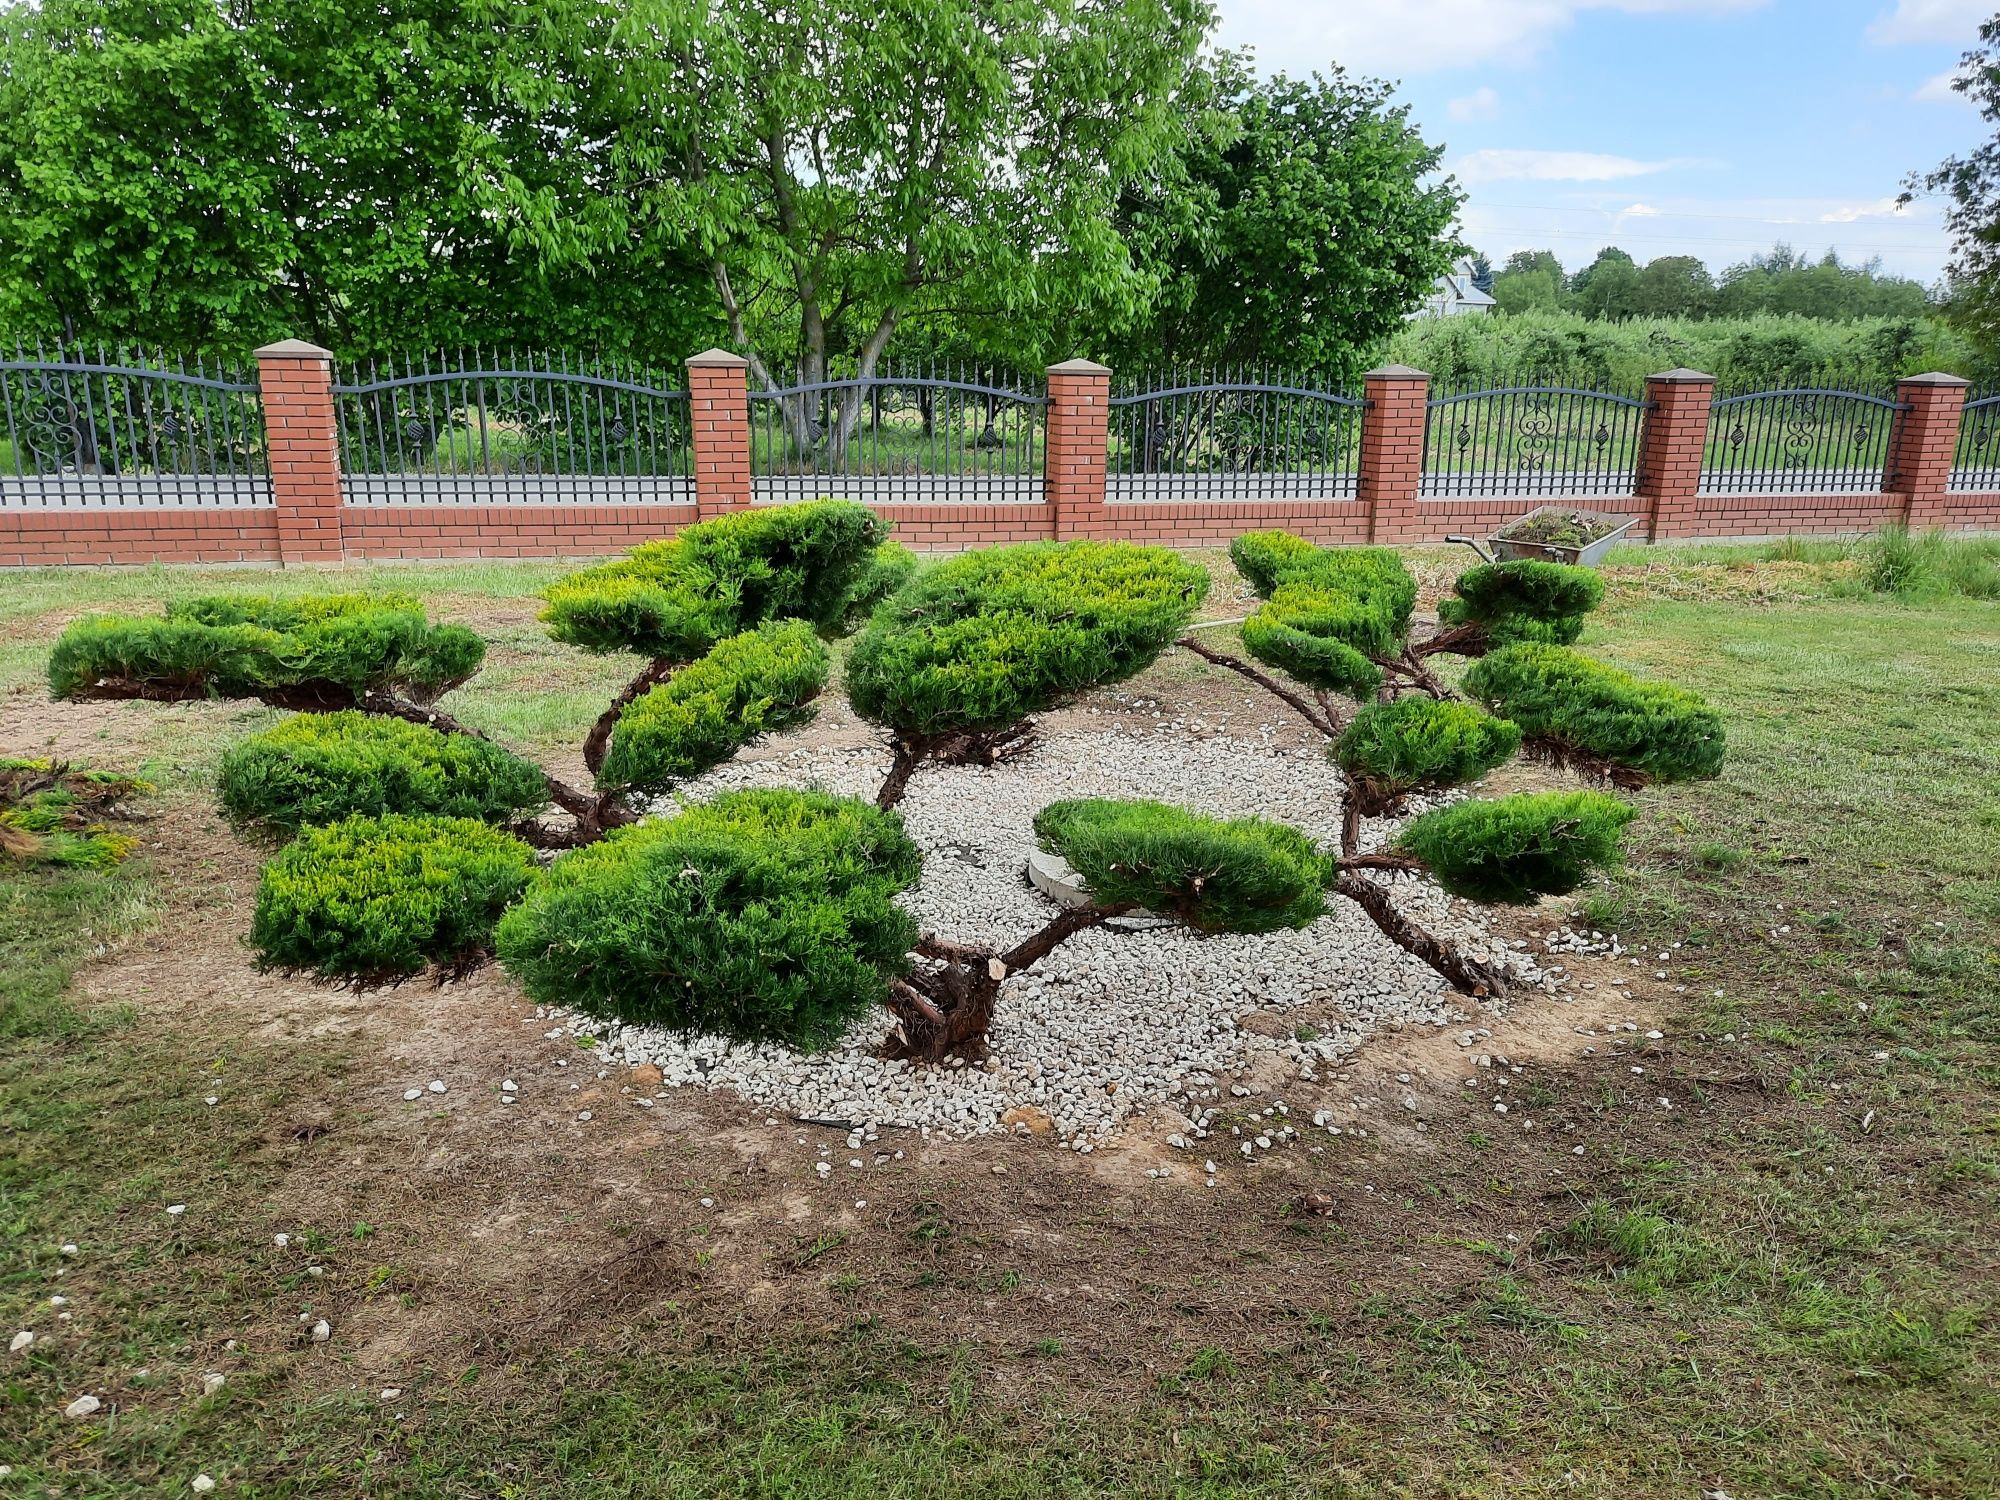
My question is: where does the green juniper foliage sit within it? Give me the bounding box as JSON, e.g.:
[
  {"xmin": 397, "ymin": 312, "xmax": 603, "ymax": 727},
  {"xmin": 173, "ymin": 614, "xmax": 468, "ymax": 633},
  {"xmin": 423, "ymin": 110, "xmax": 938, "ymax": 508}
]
[
  {"xmin": 1463, "ymin": 643, "xmax": 1725, "ymax": 782},
  {"xmin": 542, "ymin": 500, "xmax": 892, "ymax": 659},
  {"xmin": 1438, "ymin": 560, "xmax": 1605, "ymax": 647},
  {"xmin": 1034, "ymin": 798, "xmax": 1329, "ymax": 934},
  {"xmin": 1230, "ymin": 532, "xmax": 1416, "ymax": 699},
  {"xmin": 218, "ymin": 711, "xmax": 549, "ymax": 837},
  {"xmin": 1396, "ymin": 791, "xmax": 1636, "ymax": 904},
  {"xmin": 48, "ymin": 593, "xmax": 483, "ymax": 703},
  {"xmin": 250, "ymin": 813, "xmax": 536, "ymax": 982},
  {"xmin": 496, "ymin": 790, "xmax": 921, "ymax": 1050},
  {"xmin": 1334, "ymin": 699, "xmax": 1522, "ymax": 799},
  {"xmin": 846, "ymin": 541, "xmax": 1209, "ymax": 737},
  {"xmin": 597, "ymin": 621, "xmax": 830, "ymax": 792}
]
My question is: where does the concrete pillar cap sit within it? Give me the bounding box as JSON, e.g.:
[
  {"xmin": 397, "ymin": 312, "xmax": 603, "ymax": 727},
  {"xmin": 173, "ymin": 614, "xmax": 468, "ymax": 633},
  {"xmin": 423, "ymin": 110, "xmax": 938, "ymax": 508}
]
[
  {"xmin": 1898, "ymin": 371, "xmax": 1972, "ymax": 386},
  {"xmin": 1646, "ymin": 368, "xmax": 1715, "ymax": 383},
  {"xmin": 255, "ymin": 339, "xmax": 333, "ymax": 359},
  {"xmin": 1046, "ymin": 357, "xmax": 1111, "ymax": 375},
  {"xmin": 687, "ymin": 348, "xmax": 750, "ymax": 368},
  {"xmin": 1362, "ymin": 364, "xmax": 1429, "ymax": 380}
]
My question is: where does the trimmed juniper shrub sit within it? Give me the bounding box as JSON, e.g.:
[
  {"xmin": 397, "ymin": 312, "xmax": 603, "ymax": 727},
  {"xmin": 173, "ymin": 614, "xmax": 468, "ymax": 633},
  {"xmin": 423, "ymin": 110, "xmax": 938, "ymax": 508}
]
[
  {"xmin": 541, "ymin": 500, "xmax": 891, "ymax": 658},
  {"xmin": 495, "ymin": 789, "xmax": 921, "ymax": 1050},
  {"xmin": 1396, "ymin": 790, "xmax": 1635, "ymax": 904},
  {"xmin": 1463, "ymin": 643, "xmax": 1725, "ymax": 782},
  {"xmin": 846, "ymin": 540, "xmax": 1209, "ymax": 737},
  {"xmin": 1438, "ymin": 560, "xmax": 1604, "ymax": 646},
  {"xmin": 48, "ymin": 594, "xmax": 483, "ymax": 704},
  {"xmin": 1034, "ymin": 798, "xmax": 1329, "ymax": 933},
  {"xmin": 596, "ymin": 621, "xmax": 830, "ymax": 792},
  {"xmin": 1334, "ymin": 699, "xmax": 1522, "ymax": 799},
  {"xmin": 218, "ymin": 712, "xmax": 548, "ymax": 836},
  {"xmin": 1229, "ymin": 533, "xmax": 1415, "ymax": 698},
  {"xmin": 837, "ymin": 539, "xmax": 919, "ymax": 630},
  {"xmin": 250, "ymin": 813, "xmax": 536, "ymax": 982}
]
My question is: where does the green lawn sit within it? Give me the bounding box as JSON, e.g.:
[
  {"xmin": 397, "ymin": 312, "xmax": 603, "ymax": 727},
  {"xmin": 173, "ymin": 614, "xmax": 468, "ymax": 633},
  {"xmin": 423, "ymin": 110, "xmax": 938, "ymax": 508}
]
[{"xmin": 1, "ymin": 544, "xmax": 1995, "ymax": 1497}]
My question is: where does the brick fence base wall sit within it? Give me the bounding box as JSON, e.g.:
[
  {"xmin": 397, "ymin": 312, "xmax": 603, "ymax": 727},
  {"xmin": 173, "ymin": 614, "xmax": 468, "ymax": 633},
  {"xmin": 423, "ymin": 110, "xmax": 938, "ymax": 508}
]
[{"xmin": 8, "ymin": 492, "xmax": 1998, "ymax": 569}]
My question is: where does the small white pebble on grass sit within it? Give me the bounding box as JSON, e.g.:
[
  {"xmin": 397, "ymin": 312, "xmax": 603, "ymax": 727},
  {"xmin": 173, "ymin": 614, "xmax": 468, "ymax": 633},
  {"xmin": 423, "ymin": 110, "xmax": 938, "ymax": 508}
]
[
  {"xmin": 192, "ymin": 1475, "xmax": 216, "ymax": 1494},
  {"xmin": 64, "ymin": 1394, "xmax": 100, "ymax": 1418},
  {"xmin": 272, "ymin": 1234, "xmax": 289, "ymax": 1249},
  {"xmin": 166, "ymin": 1204, "xmax": 187, "ymax": 1217},
  {"xmin": 203, "ymin": 1373, "xmax": 226, "ymax": 1395},
  {"xmin": 310, "ymin": 1320, "xmax": 331, "ymax": 1343},
  {"xmin": 576, "ymin": 1110, "xmax": 593, "ymax": 1122},
  {"xmin": 10, "ymin": 1331, "xmax": 33, "ymax": 1353},
  {"xmin": 204, "ymin": 1096, "xmax": 219, "ymax": 1107},
  {"xmin": 502, "ymin": 1080, "xmax": 518, "ymax": 1092},
  {"xmin": 428, "ymin": 1080, "xmax": 446, "ymax": 1095},
  {"xmin": 381, "ymin": 1388, "xmax": 402, "ymax": 1400},
  {"xmin": 60, "ymin": 1243, "xmax": 78, "ymax": 1257},
  {"xmin": 402, "ymin": 1089, "xmax": 423, "ymax": 1103}
]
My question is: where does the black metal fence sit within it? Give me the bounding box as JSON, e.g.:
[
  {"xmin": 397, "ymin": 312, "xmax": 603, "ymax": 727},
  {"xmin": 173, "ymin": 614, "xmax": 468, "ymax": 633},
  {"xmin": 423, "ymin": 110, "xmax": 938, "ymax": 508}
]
[
  {"xmin": 1699, "ymin": 380, "xmax": 1904, "ymax": 494},
  {"xmin": 747, "ymin": 363, "xmax": 1045, "ymax": 504},
  {"xmin": 0, "ymin": 349, "xmax": 270, "ymax": 508},
  {"xmin": 1420, "ymin": 378, "xmax": 1649, "ymax": 499},
  {"xmin": 1107, "ymin": 372, "xmax": 1363, "ymax": 501},
  {"xmin": 333, "ymin": 352, "xmax": 691, "ymax": 505},
  {"xmin": 1951, "ymin": 391, "xmax": 2000, "ymax": 491}
]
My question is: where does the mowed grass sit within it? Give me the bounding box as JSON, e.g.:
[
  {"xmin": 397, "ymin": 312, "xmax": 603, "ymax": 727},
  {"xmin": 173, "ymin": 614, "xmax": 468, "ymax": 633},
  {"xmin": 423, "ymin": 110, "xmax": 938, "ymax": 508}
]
[{"xmin": 0, "ymin": 544, "xmax": 1996, "ymax": 1497}]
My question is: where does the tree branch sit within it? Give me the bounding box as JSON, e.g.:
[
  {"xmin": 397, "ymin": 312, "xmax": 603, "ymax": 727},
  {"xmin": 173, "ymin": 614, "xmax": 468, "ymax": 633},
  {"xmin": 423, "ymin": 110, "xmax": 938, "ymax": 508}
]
[
  {"xmin": 1174, "ymin": 635, "xmax": 1340, "ymax": 738},
  {"xmin": 583, "ymin": 658, "xmax": 676, "ymax": 776},
  {"xmin": 1334, "ymin": 872, "xmax": 1511, "ymax": 999}
]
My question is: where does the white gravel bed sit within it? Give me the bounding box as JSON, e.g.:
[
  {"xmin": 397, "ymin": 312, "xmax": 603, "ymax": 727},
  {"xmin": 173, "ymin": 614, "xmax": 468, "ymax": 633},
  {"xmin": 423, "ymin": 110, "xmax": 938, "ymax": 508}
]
[{"xmin": 547, "ymin": 711, "xmax": 1548, "ymax": 1144}]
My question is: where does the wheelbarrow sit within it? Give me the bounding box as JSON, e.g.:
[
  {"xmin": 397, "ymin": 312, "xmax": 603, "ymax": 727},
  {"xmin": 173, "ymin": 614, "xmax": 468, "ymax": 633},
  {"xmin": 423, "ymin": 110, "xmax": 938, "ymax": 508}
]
[{"xmin": 1447, "ymin": 505, "xmax": 1639, "ymax": 569}]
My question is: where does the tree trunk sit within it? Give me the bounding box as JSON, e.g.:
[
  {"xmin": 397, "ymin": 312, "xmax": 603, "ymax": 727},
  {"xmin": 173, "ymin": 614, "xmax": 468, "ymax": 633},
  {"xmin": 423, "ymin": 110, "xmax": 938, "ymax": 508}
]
[{"xmin": 880, "ymin": 905, "xmax": 1136, "ymax": 1063}]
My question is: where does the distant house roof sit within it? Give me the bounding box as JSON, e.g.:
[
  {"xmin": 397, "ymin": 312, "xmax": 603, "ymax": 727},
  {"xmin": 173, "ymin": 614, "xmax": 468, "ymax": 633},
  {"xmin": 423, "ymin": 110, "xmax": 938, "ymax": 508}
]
[{"xmin": 1409, "ymin": 257, "xmax": 1496, "ymax": 318}]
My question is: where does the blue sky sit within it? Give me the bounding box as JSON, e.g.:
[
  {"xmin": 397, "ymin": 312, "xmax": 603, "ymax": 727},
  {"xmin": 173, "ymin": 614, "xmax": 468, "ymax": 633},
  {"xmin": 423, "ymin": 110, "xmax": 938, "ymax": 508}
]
[{"xmin": 1210, "ymin": 0, "xmax": 1994, "ymax": 283}]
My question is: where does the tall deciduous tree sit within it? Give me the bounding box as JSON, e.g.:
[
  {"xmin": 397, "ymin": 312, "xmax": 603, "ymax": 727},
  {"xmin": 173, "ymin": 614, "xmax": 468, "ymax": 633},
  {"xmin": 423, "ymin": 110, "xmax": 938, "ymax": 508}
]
[
  {"xmin": 493, "ymin": 0, "xmax": 1212, "ymax": 446},
  {"xmin": 1094, "ymin": 61, "xmax": 1462, "ymax": 378},
  {"xmin": 0, "ymin": 0, "xmax": 720, "ymax": 357}
]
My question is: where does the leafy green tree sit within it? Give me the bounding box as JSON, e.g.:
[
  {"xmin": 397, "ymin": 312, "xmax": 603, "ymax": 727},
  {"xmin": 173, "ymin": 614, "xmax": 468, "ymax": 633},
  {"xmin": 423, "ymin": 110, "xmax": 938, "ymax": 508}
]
[
  {"xmin": 1502, "ymin": 249, "xmax": 1565, "ymax": 281},
  {"xmin": 1909, "ymin": 20, "xmax": 2000, "ymax": 347},
  {"xmin": 1569, "ymin": 247, "xmax": 1641, "ymax": 321},
  {"xmin": 1094, "ymin": 62, "xmax": 1461, "ymax": 376},
  {"xmin": 1493, "ymin": 268, "xmax": 1564, "ymax": 317},
  {"xmin": 488, "ymin": 0, "xmax": 1212, "ymax": 450},
  {"xmin": 1633, "ymin": 256, "xmax": 1716, "ymax": 319},
  {"xmin": 0, "ymin": 0, "xmax": 719, "ymax": 356}
]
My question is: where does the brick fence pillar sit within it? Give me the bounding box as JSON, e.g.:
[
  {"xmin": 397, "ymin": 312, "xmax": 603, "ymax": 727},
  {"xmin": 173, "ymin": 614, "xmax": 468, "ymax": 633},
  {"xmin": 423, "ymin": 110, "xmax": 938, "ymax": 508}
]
[
  {"xmin": 1636, "ymin": 369, "xmax": 1714, "ymax": 541},
  {"xmin": 1358, "ymin": 365, "xmax": 1428, "ymax": 543},
  {"xmin": 1889, "ymin": 372, "xmax": 1970, "ymax": 529},
  {"xmin": 1046, "ymin": 358, "xmax": 1111, "ymax": 539},
  {"xmin": 687, "ymin": 349, "xmax": 752, "ymax": 519},
  {"xmin": 256, "ymin": 339, "xmax": 343, "ymax": 565}
]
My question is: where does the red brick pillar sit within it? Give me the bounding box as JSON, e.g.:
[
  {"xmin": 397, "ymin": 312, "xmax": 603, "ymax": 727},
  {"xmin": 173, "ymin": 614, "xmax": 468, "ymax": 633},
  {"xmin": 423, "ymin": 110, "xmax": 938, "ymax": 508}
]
[
  {"xmin": 687, "ymin": 349, "xmax": 753, "ymax": 519},
  {"xmin": 1046, "ymin": 358, "xmax": 1111, "ymax": 539},
  {"xmin": 1359, "ymin": 365, "xmax": 1428, "ymax": 543},
  {"xmin": 1889, "ymin": 373, "xmax": 1969, "ymax": 529},
  {"xmin": 256, "ymin": 339, "xmax": 344, "ymax": 565},
  {"xmin": 1636, "ymin": 369, "xmax": 1714, "ymax": 541}
]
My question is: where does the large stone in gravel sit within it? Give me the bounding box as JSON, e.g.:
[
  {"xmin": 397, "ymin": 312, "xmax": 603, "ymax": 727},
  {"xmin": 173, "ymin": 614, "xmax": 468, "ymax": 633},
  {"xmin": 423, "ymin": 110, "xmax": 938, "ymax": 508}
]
[{"xmin": 1026, "ymin": 850, "xmax": 1090, "ymax": 908}]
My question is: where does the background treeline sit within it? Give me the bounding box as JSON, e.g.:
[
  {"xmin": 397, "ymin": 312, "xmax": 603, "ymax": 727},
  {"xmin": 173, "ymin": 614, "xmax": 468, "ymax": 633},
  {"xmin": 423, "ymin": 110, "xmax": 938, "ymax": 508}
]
[
  {"xmin": 1389, "ymin": 310, "xmax": 1980, "ymax": 393},
  {"xmin": 1486, "ymin": 245, "xmax": 1938, "ymax": 325}
]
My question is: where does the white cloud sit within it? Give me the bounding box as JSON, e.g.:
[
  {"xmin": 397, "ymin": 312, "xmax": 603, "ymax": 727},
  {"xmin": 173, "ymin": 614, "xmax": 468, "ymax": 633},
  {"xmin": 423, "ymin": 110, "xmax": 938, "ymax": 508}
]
[
  {"xmin": 1447, "ymin": 86, "xmax": 1503, "ymax": 121},
  {"xmin": 1449, "ymin": 149, "xmax": 1697, "ymax": 184},
  {"xmin": 1818, "ymin": 197, "xmax": 1911, "ymax": 222},
  {"xmin": 1213, "ymin": 0, "xmax": 1766, "ymax": 77},
  {"xmin": 1915, "ymin": 66, "xmax": 1973, "ymax": 102},
  {"xmin": 1867, "ymin": 0, "xmax": 1991, "ymax": 46}
]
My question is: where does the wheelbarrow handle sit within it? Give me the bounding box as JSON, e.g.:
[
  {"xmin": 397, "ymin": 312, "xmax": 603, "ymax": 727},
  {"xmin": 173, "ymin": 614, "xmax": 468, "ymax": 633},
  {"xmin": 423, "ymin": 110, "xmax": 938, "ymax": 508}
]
[{"xmin": 1445, "ymin": 535, "xmax": 1494, "ymax": 564}]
